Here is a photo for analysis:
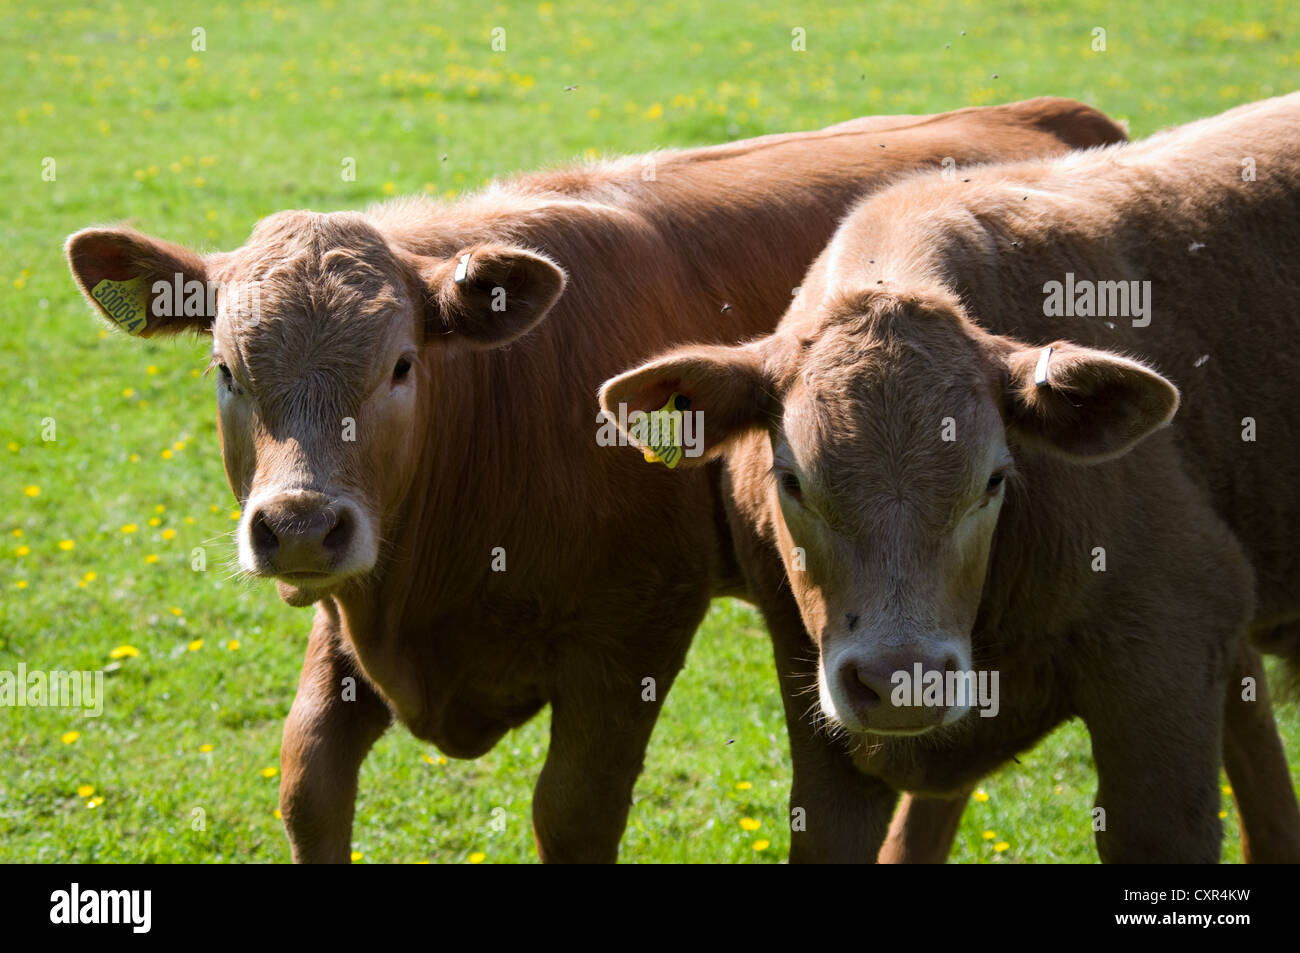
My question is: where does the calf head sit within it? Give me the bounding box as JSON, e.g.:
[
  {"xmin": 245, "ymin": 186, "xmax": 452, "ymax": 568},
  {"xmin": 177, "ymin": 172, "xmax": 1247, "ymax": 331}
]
[
  {"xmin": 602, "ymin": 288, "xmax": 1178, "ymax": 735},
  {"xmin": 68, "ymin": 212, "xmax": 565, "ymax": 606}
]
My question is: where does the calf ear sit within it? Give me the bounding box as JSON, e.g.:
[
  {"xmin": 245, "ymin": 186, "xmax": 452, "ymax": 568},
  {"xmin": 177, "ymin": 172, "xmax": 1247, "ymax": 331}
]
[
  {"xmin": 417, "ymin": 244, "xmax": 566, "ymax": 347},
  {"xmin": 65, "ymin": 228, "xmax": 212, "ymax": 337},
  {"xmin": 599, "ymin": 342, "xmax": 772, "ymax": 467},
  {"xmin": 1004, "ymin": 340, "xmax": 1179, "ymax": 462}
]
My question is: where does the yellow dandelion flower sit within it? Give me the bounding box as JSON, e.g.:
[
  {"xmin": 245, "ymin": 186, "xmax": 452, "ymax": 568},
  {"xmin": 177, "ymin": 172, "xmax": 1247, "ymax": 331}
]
[
  {"xmin": 993, "ymin": 842, "xmax": 1010, "ymax": 852},
  {"xmin": 229, "ymin": 510, "xmax": 241, "ymax": 521},
  {"xmin": 121, "ymin": 524, "xmax": 138, "ymax": 533},
  {"xmin": 11, "ymin": 529, "xmax": 21, "ymax": 537},
  {"xmin": 169, "ymin": 606, "xmax": 183, "ymax": 616},
  {"xmin": 162, "ymin": 529, "xmax": 176, "ymax": 540},
  {"xmin": 6, "ymin": 442, "xmax": 17, "ymax": 452},
  {"xmin": 15, "ymin": 580, "xmax": 27, "ymax": 589},
  {"xmin": 468, "ymin": 852, "xmax": 485, "ymax": 864},
  {"xmin": 752, "ymin": 839, "xmax": 770, "ymax": 851},
  {"xmin": 982, "ymin": 830, "xmax": 996, "ymax": 840},
  {"xmin": 173, "ymin": 442, "xmax": 185, "ymax": 451},
  {"xmin": 736, "ymin": 781, "xmax": 752, "ymax": 790},
  {"xmin": 89, "ymin": 796, "xmax": 105, "ymax": 808},
  {"xmin": 161, "ymin": 449, "xmax": 173, "ymax": 459},
  {"xmin": 350, "ymin": 850, "xmax": 363, "ymax": 861},
  {"xmin": 226, "ymin": 639, "xmax": 241, "ymax": 651},
  {"xmin": 261, "ymin": 766, "xmax": 278, "ymax": 778},
  {"xmin": 382, "ymin": 181, "xmax": 397, "ymax": 195},
  {"xmin": 129, "ymin": 453, "xmax": 140, "ymax": 463},
  {"xmin": 1054, "ymin": 784, "xmax": 1064, "ymax": 795},
  {"xmin": 16, "ymin": 545, "xmax": 29, "ymax": 556},
  {"xmin": 739, "ymin": 817, "xmax": 761, "ymax": 832},
  {"xmin": 77, "ymin": 784, "xmax": 95, "ymax": 797},
  {"xmin": 187, "ymin": 638, "xmax": 203, "ymax": 651},
  {"xmin": 61, "ymin": 730, "xmax": 80, "ymax": 744},
  {"xmin": 122, "ymin": 388, "xmax": 135, "ymax": 398},
  {"xmin": 1218, "ymin": 810, "xmax": 1228, "ymax": 819},
  {"xmin": 144, "ymin": 554, "xmax": 159, "ymax": 564},
  {"xmin": 148, "ymin": 517, "xmax": 161, "ymax": 527},
  {"xmin": 973, "ymin": 790, "xmax": 990, "ymax": 803},
  {"xmin": 1222, "ymin": 785, "xmax": 1233, "ymax": 796},
  {"xmin": 155, "ymin": 504, "xmax": 166, "ymax": 513},
  {"xmin": 199, "ymin": 743, "xmax": 213, "ymax": 753},
  {"xmin": 58, "ymin": 539, "xmax": 74, "ymax": 551},
  {"xmin": 209, "ymin": 504, "xmax": 220, "ymax": 513},
  {"xmin": 273, "ymin": 808, "xmax": 282, "ymax": 820},
  {"xmin": 109, "ymin": 645, "xmax": 139, "ymax": 659},
  {"xmin": 23, "ymin": 485, "xmax": 40, "ymax": 497},
  {"xmin": 183, "ymin": 516, "xmax": 195, "ymax": 525},
  {"xmin": 83, "ymin": 572, "xmax": 96, "ymax": 582},
  {"xmin": 146, "ymin": 365, "xmax": 158, "ymax": 375}
]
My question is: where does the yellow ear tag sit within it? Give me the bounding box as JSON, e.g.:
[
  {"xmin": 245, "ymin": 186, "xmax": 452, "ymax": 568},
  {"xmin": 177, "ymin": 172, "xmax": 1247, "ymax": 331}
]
[
  {"xmin": 90, "ymin": 276, "xmax": 150, "ymax": 335},
  {"xmin": 643, "ymin": 392, "xmax": 690, "ymax": 469}
]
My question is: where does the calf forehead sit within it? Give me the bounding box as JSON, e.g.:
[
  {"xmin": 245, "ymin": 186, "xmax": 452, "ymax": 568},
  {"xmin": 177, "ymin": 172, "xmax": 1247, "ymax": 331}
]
[
  {"xmin": 214, "ymin": 212, "xmax": 410, "ymax": 403},
  {"xmin": 790, "ymin": 322, "xmax": 1002, "ymax": 516}
]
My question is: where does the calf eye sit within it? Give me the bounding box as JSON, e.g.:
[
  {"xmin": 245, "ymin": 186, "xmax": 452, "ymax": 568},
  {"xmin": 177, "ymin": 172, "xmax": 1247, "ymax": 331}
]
[
  {"xmin": 986, "ymin": 472, "xmax": 1006, "ymax": 492},
  {"xmin": 780, "ymin": 471, "xmax": 803, "ymax": 501},
  {"xmin": 392, "ymin": 358, "xmax": 412, "ymax": 381},
  {"xmin": 218, "ymin": 363, "xmax": 232, "ymax": 383}
]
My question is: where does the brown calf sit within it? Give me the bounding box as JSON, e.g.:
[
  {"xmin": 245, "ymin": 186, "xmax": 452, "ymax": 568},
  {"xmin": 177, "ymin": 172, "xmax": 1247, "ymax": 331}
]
[
  {"xmin": 603, "ymin": 93, "xmax": 1300, "ymax": 862},
  {"xmin": 66, "ymin": 98, "xmax": 1124, "ymax": 862}
]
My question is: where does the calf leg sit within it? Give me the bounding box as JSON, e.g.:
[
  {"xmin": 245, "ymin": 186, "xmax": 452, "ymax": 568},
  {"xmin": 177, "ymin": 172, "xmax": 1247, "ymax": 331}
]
[
  {"xmin": 1079, "ymin": 661, "xmax": 1223, "ymax": 863},
  {"xmin": 280, "ymin": 613, "xmax": 393, "ymax": 863},
  {"xmin": 532, "ymin": 627, "xmax": 694, "ymax": 863},
  {"xmin": 1222, "ymin": 643, "xmax": 1300, "ymax": 862},
  {"xmin": 879, "ymin": 792, "xmax": 971, "ymax": 863},
  {"xmin": 768, "ymin": 602, "xmax": 898, "ymax": 862}
]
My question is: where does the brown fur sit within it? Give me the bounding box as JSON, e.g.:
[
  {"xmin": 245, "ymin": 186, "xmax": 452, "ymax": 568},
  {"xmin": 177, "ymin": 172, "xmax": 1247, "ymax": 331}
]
[
  {"xmin": 603, "ymin": 93, "xmax": 1300, "ymax": 862},
  {"xmin": 65, "ymin": 98, "xmax": 1125, "ymax": 863}
]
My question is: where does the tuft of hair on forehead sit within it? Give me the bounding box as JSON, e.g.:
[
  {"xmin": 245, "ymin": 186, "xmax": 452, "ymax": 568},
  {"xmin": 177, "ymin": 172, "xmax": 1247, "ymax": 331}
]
[
  {"xmin": 782, "ymin": 283, "xmax": 977, "ymax": 390},
  {"xmin": 217, "ymin": 210, "xmax": 409, "ymax": 331}
]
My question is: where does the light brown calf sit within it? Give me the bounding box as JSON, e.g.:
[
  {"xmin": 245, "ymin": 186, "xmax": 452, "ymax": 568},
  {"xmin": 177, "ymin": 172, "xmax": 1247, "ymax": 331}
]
[
  {"xmin": 67, "ymin": 98, "xmax": 1125, "ymax": 863},
  {"xmin": 604, "ymin": 93, "xmax": 1300, "ymax": 862}
]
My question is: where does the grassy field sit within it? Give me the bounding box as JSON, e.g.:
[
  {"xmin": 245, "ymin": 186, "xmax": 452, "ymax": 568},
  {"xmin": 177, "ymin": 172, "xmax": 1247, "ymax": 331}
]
[{"xmin": 2, "ymin": 0, "xmax": 1298, "ymax": 863}]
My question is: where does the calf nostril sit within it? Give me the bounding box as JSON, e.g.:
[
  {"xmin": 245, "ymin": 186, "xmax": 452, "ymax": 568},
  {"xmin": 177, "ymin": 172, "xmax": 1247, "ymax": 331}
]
[
  {"xmin": 250, "ymin": 509, "xmax": 278, "ymax": 554},
  {"xmin": 854, "ymin": 670, "xmax": 881, "ymax": 706},
  {"xmin": 323, "ymin": 509, "xmax": 353, "ymax": 553},
  {"xmin": 838, "ymin": 660, "xmax": 883, "ymax": 711},
  {"xmin": 846, "ymin": 613, "xmax": 859, "ymax": 632}
]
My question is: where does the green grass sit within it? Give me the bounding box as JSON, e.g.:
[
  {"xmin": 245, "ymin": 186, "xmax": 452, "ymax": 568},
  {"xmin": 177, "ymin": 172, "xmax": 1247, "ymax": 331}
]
[{"xmin": 3, "ymin": 0, "xmax": 1298, "ymax": 863}]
